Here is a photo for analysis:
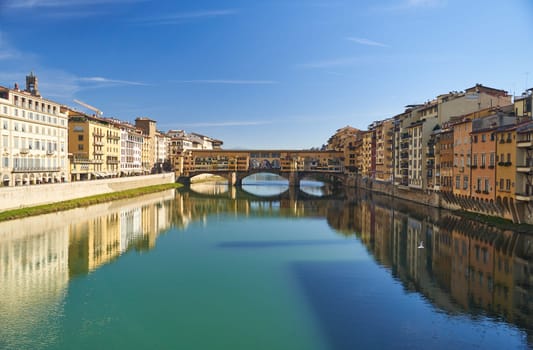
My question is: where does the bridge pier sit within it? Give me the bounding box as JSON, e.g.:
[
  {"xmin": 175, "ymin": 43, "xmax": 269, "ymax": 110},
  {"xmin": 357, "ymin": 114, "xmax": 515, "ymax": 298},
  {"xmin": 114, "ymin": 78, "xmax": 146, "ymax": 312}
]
[
  {"xmin": 176, "ymin": 176, "xmax": 191, "ymax": 185},
  {"xmin": 288, "ymin": 171, "xmax": 300, "ymax": 187}
]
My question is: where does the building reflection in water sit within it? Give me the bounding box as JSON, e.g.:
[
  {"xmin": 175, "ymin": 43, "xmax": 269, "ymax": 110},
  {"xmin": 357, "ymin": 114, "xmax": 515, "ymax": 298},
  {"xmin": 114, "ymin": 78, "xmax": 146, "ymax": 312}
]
[
  {"xmin": 0, "ymin": 190, "xmax": 175, "ymax": 349},
  {"xmin": 0, "ymin": 186, "xmax": 532, "ymax": 347},
  {"xmin": 331, "ymin": 190, "xmax": 533, "ymax": 345}
]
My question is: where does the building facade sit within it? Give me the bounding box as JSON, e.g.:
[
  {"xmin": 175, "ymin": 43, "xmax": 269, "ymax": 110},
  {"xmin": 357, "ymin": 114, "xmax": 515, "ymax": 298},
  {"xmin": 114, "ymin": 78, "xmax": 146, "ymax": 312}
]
[
  {"xmin": 67, "ymin": 110, "xmax": 121, "ymax": 181},
  {"xmin": 0, "ymin": 73, "xmax": 69, "ymax": 186}
]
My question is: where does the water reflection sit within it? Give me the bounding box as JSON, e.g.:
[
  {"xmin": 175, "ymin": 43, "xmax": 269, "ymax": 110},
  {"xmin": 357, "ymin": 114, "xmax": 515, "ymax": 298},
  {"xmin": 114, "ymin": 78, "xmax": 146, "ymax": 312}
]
[
  {"xmin": 0, "ymin": 190, "xmax": 175, "ymax": 350},
  {"xmin": 0, "ymin": 186, "xmax": 532, "ymax": 348}
]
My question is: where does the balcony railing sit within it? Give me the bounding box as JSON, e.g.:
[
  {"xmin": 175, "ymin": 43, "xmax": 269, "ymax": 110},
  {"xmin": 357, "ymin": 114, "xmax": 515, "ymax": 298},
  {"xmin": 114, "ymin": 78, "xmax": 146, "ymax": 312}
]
[
  {"xmin": 516, "ymin": 193, "xmax": 533, "ymax": 202},
  {"xmin": 12, "ymin": 166, "xmax": 61, "ymax": 173}
]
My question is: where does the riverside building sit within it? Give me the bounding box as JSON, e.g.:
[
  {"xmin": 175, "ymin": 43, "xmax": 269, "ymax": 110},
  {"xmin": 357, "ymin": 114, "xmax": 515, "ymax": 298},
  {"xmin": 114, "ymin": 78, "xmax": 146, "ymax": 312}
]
[
  {"xmin": 66, "ymin": 109, "xmax": 121, "ymax": 181},
  {"xmin": 0, "ymin": 73, "xmax": 69, "ymax": 186}
]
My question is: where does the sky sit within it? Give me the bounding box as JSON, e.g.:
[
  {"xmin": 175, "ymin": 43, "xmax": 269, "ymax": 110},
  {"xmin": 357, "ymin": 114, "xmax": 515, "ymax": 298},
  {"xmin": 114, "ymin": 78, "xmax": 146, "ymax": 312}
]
[{"xmin": 0, "ymin": 0, "xmax": 532, "ymax": 149}]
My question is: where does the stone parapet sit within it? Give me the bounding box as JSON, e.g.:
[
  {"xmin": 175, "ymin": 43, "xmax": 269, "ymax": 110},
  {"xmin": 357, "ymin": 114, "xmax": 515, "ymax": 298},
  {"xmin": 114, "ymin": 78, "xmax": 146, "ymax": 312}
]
[{"xmin": 0, "ymin": 173, "xmax": 175, "ymax": 212}]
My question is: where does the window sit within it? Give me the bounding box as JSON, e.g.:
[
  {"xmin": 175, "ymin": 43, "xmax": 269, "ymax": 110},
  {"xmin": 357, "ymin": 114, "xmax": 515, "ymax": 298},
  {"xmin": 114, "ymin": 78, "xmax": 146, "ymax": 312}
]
[
  {"xmin": 463, "ymin": 176, "xmax": 469, "ymax": 190},
  {"xmin": 473, "ymin": 154, "xmax": 478, "ymax": 166},
  {"xmin": 481, "ymin": 134, "xmax": 486, "ymax": 142},
  {"xmin": 489, "ymin": 153, "xmax": 495, "ymax": 167},
  {"xmin": 500, "ymin": 178, "xmax": 504, "ymax": 190},
  {"xmin": 484, "ymin": 178, "xmax": 490, "ymax": 192},
  {"xmin": 506, "ymin": 179, "xmax": 511, "ymax": 191},
  {"xmin": 78, "ymin": 144, "xmax": 84, "ymax": 151},
  {"xmin": 456, "ymin": 175, "xmax": 461, "ymax": 189},
  {"xmin": 78, "ymin": 135, "xmax": 83, "ymax": 141},
  {"xmin": 481, "ymin": 153, "xmax": 486, "ymax": 167}
]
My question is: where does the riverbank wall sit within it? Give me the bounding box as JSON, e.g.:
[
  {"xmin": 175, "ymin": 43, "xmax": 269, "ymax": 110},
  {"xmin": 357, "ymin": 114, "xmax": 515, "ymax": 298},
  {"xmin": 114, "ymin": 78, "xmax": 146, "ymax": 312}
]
[
  {"xmin": 0, "ymin": 173, "xmax": 175, "ymax": 212},
  {"xmin": 347, "ymin": 174, "xmax": 533, "ymax": 225}
]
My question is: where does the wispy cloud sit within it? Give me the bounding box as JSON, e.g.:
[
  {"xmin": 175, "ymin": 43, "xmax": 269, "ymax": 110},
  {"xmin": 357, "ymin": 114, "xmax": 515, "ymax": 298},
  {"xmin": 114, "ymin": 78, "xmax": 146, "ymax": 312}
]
[
  {"xmin": 347, "ymin": 37, "xmax": 388, "ymax": 47},
  {"xmin": 296, "ymin": 57, "xmax": 361, "ymax": 69},
  {"xmin": 376, "ymin": 0, "xmax": 446, "ymax": 11},
  {"xmin": 4, "ymin": 0, "xmax": 146, "ymax": 9},
  {"xmin": 405, "ymin": 0, "xmax": 445, "ymax": 7},
  {"xmin": 78, "ymin": 76, "xmax": 147, "ymax": 86},
  {"xmin": 175, "ymin": 120, "xmax": 272, "ymax": 128},
  {"xmin": 0, "ymin": 32, "xmax": 21, "ymax": 61},
  {"xmin": 175, "ymin": 79, "xmax": 277, "ymax": 85},
  {"xmin": 133, "ymin": 9, "xmax": 237, "ymax": 25}
]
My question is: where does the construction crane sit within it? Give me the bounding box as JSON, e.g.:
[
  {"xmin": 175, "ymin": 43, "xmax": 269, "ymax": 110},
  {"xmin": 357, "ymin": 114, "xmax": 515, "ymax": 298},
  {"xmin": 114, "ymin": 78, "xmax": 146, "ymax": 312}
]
[{"xmin": 73, "ymin": 99, "xmax": 103, "ymax": 117}]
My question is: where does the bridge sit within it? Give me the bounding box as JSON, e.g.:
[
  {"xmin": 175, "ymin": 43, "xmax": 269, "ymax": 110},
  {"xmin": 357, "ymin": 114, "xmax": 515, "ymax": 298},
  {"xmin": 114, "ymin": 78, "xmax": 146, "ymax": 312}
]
[{"xmin": 175, "ymin": 149, "xmax": 345, "ymax": 187}]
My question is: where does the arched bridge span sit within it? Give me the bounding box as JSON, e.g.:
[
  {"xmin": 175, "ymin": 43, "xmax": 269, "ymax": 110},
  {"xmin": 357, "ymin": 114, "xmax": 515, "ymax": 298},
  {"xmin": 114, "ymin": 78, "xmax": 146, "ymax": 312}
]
[{"xmin": 176, "ymin": 149, "xmax": 345, "ymax": 187}]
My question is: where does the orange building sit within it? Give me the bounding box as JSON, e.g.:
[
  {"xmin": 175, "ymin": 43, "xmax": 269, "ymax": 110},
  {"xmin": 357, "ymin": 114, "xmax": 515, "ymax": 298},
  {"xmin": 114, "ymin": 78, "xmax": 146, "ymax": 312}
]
[
  {"xmin": 470, "ymin": 126, "xmax": 497, "ymax": 201},
  {"xmin": 452, "ymin": 118, "xmax": 473, "ymax": 197}
]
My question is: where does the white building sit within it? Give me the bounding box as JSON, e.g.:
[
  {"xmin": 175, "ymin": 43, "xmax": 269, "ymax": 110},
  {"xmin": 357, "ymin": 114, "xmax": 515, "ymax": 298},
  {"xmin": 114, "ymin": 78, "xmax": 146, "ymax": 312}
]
[
  {"xmin": 0, "ymin": 73, "xmax": 69, "ymax": 186},
  {"xmin": 116, "ymin": 122, "xmax": 143, "ymax": 176}
]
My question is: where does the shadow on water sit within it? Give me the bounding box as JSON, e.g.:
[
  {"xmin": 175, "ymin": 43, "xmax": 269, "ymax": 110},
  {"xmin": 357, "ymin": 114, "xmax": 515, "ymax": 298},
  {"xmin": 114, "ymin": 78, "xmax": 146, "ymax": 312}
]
[{"xmin": 217, "ymin": 239, "xmax": 353, "ymax": 249}]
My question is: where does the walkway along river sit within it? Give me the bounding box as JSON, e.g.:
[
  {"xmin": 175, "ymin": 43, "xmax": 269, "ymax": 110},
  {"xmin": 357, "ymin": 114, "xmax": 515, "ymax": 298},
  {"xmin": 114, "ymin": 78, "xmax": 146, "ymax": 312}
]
[{"xmin": 0, "ymin": 184, "xmax": 531, "ymax": 349}]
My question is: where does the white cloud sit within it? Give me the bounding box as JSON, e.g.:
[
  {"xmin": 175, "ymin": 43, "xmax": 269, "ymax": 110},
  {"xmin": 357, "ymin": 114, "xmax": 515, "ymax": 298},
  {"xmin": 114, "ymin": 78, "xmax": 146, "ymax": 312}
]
[
  {"xmin": 347, "ymin": 37, "xmax": 388, "ymax": 47},
  {"xmin": 175, "ymin": 80, "xmax": 277, "ymax": 85},
  {"xmin": 133, "ymin": 9, "xmax": 237, "ymax": 25},
  {"xmin": 78, "ymin": 76, "xmax": 147, "ymax": 86}
]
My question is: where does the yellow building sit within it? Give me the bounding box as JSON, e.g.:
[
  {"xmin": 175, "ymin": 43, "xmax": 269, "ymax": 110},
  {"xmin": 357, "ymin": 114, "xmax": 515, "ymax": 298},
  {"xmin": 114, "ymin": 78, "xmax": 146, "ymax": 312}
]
[
  {"xmin": 375, "ymin": 119, "xmax": 394, "ymax": 182},
  {"xmin": 67, "ymin": 110, "xmax": 121, "ymax": 181},
  {"xmin": 135, "ymin": 117, "xmax": 156, "ymax": 173},
  {"xmin": 360, "ymin": 129, "xmax": 375, "ymax": 178},
  {"xmin": 495, "ymin": 124, "xmax": 519, "ymax": 217},
  {"xmin": 326, "ymin": 125, "xmax": 362, "ymax": 174}
]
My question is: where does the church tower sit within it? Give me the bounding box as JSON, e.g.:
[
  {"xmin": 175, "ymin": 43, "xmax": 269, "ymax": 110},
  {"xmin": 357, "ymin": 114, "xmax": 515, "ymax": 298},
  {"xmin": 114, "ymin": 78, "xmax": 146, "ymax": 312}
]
[{"xmin": 25, "ymin": 71, "xmax": 40, "ymax": 96}]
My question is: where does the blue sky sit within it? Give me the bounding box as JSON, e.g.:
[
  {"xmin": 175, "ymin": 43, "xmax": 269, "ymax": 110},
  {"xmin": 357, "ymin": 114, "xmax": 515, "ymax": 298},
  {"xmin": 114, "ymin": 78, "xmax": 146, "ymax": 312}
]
[{"xmin": 0, "ymin": 0, "xmax": 532, "ymax": 149}]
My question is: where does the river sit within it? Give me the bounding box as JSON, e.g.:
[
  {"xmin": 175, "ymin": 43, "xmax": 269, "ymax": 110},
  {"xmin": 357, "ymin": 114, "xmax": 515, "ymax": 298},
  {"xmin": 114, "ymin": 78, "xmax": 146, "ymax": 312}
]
[{"xmin": 0, "ymin": 181, "xmax": 531, "ymax": 349}]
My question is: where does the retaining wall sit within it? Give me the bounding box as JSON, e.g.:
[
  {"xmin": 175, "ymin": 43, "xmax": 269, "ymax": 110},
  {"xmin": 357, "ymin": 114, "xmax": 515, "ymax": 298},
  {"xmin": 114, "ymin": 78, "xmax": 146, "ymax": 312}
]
[
  {"xmin": 0, "ymin": 173, "xmax": 175, "ymax": 212},
  {"xmin": 350, "ymin": 175, "xmax": 533, "ymax": 225}
]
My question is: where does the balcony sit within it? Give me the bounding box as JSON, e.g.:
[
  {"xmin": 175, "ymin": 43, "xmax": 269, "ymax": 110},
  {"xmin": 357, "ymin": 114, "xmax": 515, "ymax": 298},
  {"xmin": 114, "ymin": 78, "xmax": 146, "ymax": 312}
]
[
  {"xmin": 517, "ymin": 139, "xmax": 533, "ymax": 148},
  {"xmin": 516, "ymin": 193, "xmax": 533, "ymax": 202},
  {"xmin": 12, "ymin": 166, "xmax": 61, "ymax": 173},
  {"xmin": 517, "ymin": 166, "xmax": 533, "ymax": 173},
  {"xmin": 19, "ymin": 148, "xmax": 30, "ymax": 154},
  {"xmin": 72, "ymin": 157, "xmax": 91, "ymax": 164}
]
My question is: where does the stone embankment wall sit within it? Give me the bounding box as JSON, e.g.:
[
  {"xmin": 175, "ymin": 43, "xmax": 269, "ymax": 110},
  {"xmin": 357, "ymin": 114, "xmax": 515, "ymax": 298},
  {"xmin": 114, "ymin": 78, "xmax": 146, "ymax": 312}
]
[
  {"xmin": 0, "ymin": 173, "xmax": 175, "ymax": 212},
  {"xmin": 349, "ymin": 175, "xmax": 533, "ymax": 225}
]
